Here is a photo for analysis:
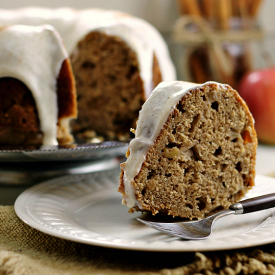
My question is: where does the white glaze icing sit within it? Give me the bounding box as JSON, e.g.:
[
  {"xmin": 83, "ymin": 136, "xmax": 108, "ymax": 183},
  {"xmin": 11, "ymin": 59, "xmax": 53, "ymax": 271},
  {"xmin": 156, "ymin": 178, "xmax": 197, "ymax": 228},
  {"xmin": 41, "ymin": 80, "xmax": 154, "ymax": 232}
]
[
  {"xmin": 121, "ymin": 81, "xmax": 228, "ymax": 208},
  {"xmin": 0, "ymin": 25, "xmax": 68, "ymax": 145},
  {"xmin": 0, "ymin": 7, "xmax": 176, "ymax": 100}
]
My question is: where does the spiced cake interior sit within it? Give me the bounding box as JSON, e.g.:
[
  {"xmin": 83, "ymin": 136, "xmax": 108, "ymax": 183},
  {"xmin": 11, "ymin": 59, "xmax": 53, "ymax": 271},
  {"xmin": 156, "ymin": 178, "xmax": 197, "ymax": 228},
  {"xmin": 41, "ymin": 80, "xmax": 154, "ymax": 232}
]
[{"xmin": 119, "ymin": 82, "xmax": 257, "ymax": 219}]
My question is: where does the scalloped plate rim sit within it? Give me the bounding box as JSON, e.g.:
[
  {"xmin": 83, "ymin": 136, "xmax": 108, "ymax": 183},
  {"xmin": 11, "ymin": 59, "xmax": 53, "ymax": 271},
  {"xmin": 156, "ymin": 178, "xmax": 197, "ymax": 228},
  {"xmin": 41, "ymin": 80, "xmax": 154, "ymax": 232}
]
[{"xmin": 14, "ymin": 171, "xmax": 275, "ymax": 252}]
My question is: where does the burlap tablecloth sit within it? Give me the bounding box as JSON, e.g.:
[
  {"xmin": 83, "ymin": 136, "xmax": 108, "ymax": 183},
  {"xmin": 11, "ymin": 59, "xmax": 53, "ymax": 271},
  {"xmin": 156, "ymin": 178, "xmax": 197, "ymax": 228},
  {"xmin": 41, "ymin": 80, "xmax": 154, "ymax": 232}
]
[{"xmin": 1, "ymin": 205, "xmax": 275, "ymax": 274}]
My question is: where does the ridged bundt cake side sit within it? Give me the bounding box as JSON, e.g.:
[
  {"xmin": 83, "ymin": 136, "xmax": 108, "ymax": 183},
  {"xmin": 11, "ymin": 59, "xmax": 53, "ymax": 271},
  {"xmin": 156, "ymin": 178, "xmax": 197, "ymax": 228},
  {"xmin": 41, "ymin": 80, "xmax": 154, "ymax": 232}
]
[{"xmin": 0, "ymin": 25, "xmax": 77, "ymax": 145}]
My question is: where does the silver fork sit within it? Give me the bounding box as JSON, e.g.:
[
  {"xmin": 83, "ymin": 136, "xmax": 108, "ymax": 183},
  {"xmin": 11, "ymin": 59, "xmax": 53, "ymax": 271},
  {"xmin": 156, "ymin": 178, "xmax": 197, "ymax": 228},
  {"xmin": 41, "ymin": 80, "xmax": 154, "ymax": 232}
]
[{"xmin": 137, "ymin": 193, "xmax": 275, "ymax": 240}]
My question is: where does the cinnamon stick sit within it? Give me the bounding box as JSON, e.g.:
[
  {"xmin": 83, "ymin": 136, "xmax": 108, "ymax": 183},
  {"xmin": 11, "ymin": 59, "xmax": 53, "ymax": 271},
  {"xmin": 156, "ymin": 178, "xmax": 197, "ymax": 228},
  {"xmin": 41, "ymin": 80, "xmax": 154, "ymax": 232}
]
[
  {"xmin": 214, "ymin": 0, "xmax": 231, "ymax": 30},
  {"xmin": 248, "ymin": 0, "xmax": 263, "ymax": 18},
  {"xmin": 237, "ymin": 0, "xmax": 249, "ymax": 18},
  {"xmin": 180, "ymin": 0, "xmax": 202, "ymax": 17},
  {"xmin": 201, "ymin": 0, "xmax": 214, "ymax": 20},
  {"xmin": 177, "ymin": 0, "xmax": 186, "ymax": 15},
  {"xmin": 230, "ymin": 0, "xmax": 240, "ymax": 17}
]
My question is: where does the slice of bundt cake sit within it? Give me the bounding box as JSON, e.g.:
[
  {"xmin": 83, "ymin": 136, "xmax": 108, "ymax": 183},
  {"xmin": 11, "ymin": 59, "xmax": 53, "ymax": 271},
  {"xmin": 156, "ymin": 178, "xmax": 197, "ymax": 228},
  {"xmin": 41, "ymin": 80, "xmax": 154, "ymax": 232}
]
[
  {"xmin": 119, "ymin": 81, "xmax": 257, "ymax": 219},
  {"xmin": 0, "ymin": 25, "xmax": 77, "ymax": 145}
]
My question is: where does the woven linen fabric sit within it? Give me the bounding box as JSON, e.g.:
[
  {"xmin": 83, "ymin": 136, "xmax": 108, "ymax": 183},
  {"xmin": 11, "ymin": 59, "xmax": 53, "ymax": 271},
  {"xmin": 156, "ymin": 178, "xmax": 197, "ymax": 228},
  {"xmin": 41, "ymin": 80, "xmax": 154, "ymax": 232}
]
[{"xmin": 1, "ymin": 205, "xmax": 275, "ymax": 275}]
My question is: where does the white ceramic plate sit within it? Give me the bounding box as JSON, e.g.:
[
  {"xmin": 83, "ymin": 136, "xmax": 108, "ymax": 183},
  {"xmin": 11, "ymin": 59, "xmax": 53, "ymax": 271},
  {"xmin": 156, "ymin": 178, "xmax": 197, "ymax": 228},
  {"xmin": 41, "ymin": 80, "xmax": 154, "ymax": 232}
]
[
  {"xmin": 0, "ymin": 140, "xmax": 128, "ymax": 162},
  {"xmin": 15, "ymin": 169, "xmax": 275, "ymax": 252}
]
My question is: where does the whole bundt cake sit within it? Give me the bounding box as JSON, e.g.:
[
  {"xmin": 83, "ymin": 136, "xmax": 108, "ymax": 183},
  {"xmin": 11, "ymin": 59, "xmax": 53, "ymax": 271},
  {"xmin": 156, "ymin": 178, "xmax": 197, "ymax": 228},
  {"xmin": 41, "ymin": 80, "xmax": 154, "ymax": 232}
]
[{"xmin": 0, "ymin": 8, "xmax": 176, "ymax": 141}]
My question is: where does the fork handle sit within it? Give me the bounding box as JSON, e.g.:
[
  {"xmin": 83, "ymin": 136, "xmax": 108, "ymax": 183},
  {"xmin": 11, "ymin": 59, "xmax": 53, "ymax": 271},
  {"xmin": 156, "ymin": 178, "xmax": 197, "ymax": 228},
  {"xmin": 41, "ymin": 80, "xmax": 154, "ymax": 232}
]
[{"xmin": 229, "ymin": 193, "xmax": 275, "ymax": 214}]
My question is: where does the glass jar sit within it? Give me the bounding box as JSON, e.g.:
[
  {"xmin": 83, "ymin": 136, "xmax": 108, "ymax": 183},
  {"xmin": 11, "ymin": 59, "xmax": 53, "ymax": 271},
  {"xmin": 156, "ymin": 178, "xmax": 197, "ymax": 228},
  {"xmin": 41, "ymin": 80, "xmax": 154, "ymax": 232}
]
[{"xmin": 173, "ymin": 16, "xmax": 263, "ymax": 89}]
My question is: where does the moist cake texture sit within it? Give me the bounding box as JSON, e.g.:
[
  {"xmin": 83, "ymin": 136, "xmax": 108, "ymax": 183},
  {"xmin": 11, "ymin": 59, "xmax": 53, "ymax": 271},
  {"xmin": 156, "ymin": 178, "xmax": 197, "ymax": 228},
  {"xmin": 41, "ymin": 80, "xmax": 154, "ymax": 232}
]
[
  {"xmin": 70, "ymin": 32, "xmax": 162, "ymax": 138},
  {"xmin": 119, "ymin": 81, "xmax": 257, "ymax": 219}
]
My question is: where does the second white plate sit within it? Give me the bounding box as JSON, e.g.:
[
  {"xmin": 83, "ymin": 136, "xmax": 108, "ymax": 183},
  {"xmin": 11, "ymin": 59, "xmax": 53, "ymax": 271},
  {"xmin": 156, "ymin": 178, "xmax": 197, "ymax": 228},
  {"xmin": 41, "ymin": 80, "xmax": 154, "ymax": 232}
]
[{"xmin": 15, "ymin": 169, "xmax": 275, "ymax": 252}]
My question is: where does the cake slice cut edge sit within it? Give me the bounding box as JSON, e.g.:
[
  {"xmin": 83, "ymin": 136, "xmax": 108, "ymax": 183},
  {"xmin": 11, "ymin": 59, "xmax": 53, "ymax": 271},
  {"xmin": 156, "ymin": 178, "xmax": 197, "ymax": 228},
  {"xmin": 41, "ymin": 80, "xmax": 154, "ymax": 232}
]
[{"xmin": 118, "ymin": 81, "xmax": 257, "ymax": 220}]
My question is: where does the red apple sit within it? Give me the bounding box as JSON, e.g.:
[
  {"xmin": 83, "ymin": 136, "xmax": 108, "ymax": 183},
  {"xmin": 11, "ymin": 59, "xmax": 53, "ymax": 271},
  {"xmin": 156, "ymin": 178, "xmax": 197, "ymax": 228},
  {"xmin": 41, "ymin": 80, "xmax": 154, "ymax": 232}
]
[{"xmin": 238, "ymin": 68, "xmax": 275, "ymax": 144}]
